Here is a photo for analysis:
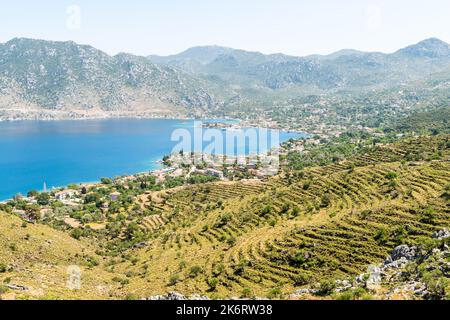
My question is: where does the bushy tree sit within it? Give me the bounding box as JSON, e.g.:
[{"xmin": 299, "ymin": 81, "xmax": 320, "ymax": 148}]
[
  {"xmin": 27, "ymin": 190, "xmax": 39, "ymax": 198},
  {"xmin": 36, "ymin": 193, "xmax": 50, "ymax": 206}
]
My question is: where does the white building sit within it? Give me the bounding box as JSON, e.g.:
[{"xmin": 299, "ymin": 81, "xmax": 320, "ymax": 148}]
[{"xmin": 55, "ymin": 190, "xmax": 79, "ymax": 201}]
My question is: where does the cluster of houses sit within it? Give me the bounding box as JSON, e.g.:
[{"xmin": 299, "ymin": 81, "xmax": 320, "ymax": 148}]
[
  {"xmin": 7, "ymin": 187, "xmax": 123, "ymax": 227},
  {"xmin": 151, "ymin": 167, "xmax": 179, "ymax": 183},
  {"xmin": 7, "ymin": 184, "xmax": 119, "ymax": 206},
  {"xmin": 4, "ymin": 145, "xmax": 296, "ymax": 227},
  {"xmin": 54, "ymin": 189, "xmax": 82, "ymax": 205},
  {"xmin": 191, "ymin": 168, "xmax": 225, "ymax": 179},
  {"xmin": 165, "ymin": 151, "xmax": 283, "ymax": 181}
]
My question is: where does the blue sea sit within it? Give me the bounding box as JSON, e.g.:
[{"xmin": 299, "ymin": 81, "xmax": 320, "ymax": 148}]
[{"xmin": 0, "ymin": 119, "xmax": 305, "ymax": 200}]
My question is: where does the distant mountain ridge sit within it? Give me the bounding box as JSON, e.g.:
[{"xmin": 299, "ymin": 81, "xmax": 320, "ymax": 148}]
[
  {"xmin": 395, "ymin": 38, "xmax": 450, "ymax": 58},
  {"xmin": 149, "ymin": 38, "xmax": 450, "ymax": 91},
  {"xmin": 150, "ymin": 38, "xmax": 450, "ymax": 65},
  {"xmin": 0, "ymin": 37, "xmax": 449, "ymax": 120}
]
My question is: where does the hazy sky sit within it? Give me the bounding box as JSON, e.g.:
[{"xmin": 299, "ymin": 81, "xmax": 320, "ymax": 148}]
[{"xmin": 1, "ymin": 0, "xmax": 449, "ymax": 56}]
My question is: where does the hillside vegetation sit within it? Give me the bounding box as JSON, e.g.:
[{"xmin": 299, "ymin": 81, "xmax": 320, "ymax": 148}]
[
  {"xmin": 0, "ymin": 213, "xmax": 116, "ymax": 300},
  {"xmin": 1, "ymin": 134, "xmax": 448, "ymax": 300}
]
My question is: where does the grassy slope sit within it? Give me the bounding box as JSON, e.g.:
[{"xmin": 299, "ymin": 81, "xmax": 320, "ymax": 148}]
[{"xmin": 0, "ymin": 213, "xmax": 117, "ymax": 300}]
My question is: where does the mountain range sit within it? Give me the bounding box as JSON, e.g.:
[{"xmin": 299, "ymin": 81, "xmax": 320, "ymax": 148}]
[
  {"xmin": 149, "ymin": 38, "xmax": 450, "ymax": 90},
  {"xmin": 0, "ymin": 38, "xmax": 218, "ymax": 120},
  {"xmin": 1, "ymin": 37, "xmax": 449, "ymax": 120}
]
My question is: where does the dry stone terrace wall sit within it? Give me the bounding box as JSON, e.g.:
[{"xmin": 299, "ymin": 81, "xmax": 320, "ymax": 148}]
[{"xmin": 127, "ymin": 135, "xmax": 449, "ymax": 296}]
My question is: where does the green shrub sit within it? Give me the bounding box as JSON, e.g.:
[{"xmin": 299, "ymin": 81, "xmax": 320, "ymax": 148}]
[
  {"xmin": 360, "ymin": 210, "xmax": 372, "ymax": 219},
  {"xmin": 241, "ymin": 288, "xmax": 253, "ymax": 298},
  {"xmin": 260, "ymin": 205, "xmax": 273, "ymax": 217},
  {"xmin": 36, "ymin": 192, "xmax": 50, "ymax": 206},
  {"xmin": 280, "ymin": 203, "xmax": 290, "ymax": 214},
  {"xmin": 226, "ymin": 236, "xmax": 237, "ymax": 246},
  {"xmin": 442, "ymin": 184, "xmax": 450, "ymax": 200},
  {"xmin": 188, "ymin": 266, "xmax": 203, "ymax": 278},
  {"xmin": 335, "ymin": 288, "xmax": 368, "ymax": 300},
  {"xmin": 112, "ymin": 276, "xmax": 129, "ymax": 286},
  {"xmin": 374, "ymin": 228, "xmax": 390, "ymax": 245},
  {"xmin": 215, "ymin": 213, "xmax": 232, "ymax": 228},
  {"xmin": 207, "ymin": 277, "xmax": 219, "ymax": 290},
  {"xmin": 423, "ymin": 275, "xmax": 450, "ymax": 300},
  {"xmin": 315, "ymin": 279, "xmax": 336, "ymax": 297},
  {"xmin": 320, "ymin": 194, "xmax": 331, "ymax": 208},
  {"xmin": 292, "ymin": 273, "xmax": 311, "ymax": 286},
  {"xmin": 336, "ymin": 291, "xmax": 353, "ymax": 300},
  {"xmin": 0, "ymin": 263, "xmax": 7, "ymax": 273},
  {"xmin": 70, "ymin": 228, "xmax": 84, "ymax": 240},
  {"xmin": 291, "ymin": 207, "xmax": 300, "ymax": 217},
  {"xmin": 212, "ymin": 264, "xmax": 225, "ymax": 276},
  {"xmin": 27, "ymin": 190, "xmax": 39, "ymax": 198},
  {"xmin": 0, "ymin": 285, "xmax": 8, "ymax": 295},
  {"xmin": 168, "ymin": 274, "xmax": 180, "ymax": 286},
  {"xmin": 233, "ymin": 260, "xmax": 248, "ymax": 276},
  {"xmin": 386, "ymin": 172, "xmax": 398, "ymax": 180},
  {"xmin": 420, "ymin": 208, "xmax": 436, "ymax": 225},
  {"xmin": 392, "ymin": 225, "xmax": 408, "ymax": 245},
  {"xmin": 267, "ymin": 287, "xmax": 282, "ymax": 299},
  {"xmin": 289, "ymin": 250, "xmax": 308, "ymax": 267},
  {"xmin": 101, "ymin": 178, "xmax": 113, "ymax": 185},
  {"xmin": 178, "ymin": 261, "xmax": 187, "ymax": 270}
]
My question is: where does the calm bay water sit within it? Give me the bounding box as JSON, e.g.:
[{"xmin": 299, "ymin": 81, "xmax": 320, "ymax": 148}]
[{"xmin": 0, "ymin": 119, "xmax": 304, "ymax": 200}]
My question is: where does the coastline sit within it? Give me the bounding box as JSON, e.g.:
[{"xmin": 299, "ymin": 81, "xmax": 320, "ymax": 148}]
[
  {"xmin": 0, "ymin": 118, "xmax": 308, "ymax": 202},
  {"xmin": 0, "ymin": 160, "xmax": 164, "ymax": 203},
  {"xmin": 0, "ymin": 112, "xmax": 240, "ymax": 123}
]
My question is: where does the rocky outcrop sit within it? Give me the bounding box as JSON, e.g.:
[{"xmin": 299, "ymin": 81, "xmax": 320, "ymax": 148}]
[
  {"xmin": 433, "ymin": 229, "xmax": 450, "ymax": 240},
  {"xmin": 289, "ymin": 230, "xmax": 450, "ymax": 300},
  {"xmin": 383, "ymin": 245, "xmax": 418, "ymax": 269},
  {"xmin": 145, "ymin": 292, "xmax": 210, "ymax": 301}
]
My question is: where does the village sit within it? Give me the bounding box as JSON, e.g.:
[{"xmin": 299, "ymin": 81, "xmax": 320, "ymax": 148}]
[{"xmin": 0, "ymin": 138, "xmax": 305, "ymax": 232}]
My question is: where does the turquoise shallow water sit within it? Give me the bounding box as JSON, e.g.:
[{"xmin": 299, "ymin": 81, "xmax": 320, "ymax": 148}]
[{"xmin": 0, "ymin": 119, "xmax": 305, "ymax": 200}]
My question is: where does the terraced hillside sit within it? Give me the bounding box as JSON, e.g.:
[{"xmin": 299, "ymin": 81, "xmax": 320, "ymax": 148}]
[
  {"xmin": 110, "ymin": 135, "xmax": 450, "ymax": 299},
  {"xmin": 1, "ymin": 135, "xmax": 448, "ymax": 299}
]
